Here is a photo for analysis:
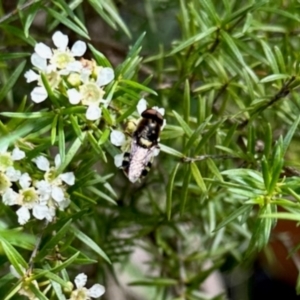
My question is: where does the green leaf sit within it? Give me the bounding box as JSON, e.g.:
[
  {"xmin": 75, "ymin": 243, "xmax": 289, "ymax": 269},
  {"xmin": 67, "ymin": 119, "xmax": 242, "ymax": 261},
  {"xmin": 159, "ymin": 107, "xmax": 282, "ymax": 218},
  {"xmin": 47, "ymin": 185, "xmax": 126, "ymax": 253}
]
[
  {"xmin": 159, "ymin": 144, "xmax": 184, "ymax": 158},
  {"xmin": 36, "ymin": 219, "xmax": 73, "ymax": 260},
  {"xmin": 260, "ymin": 74, "xmax": 289, "ymax": 83},
  {"xmin": 0, "ymin": 238, "xmax": 28, "ymax": 275},
  {"xmin": 172, "ymin": 110, "xmax": 193, "ymax": 137},
  {"xmin": 261, "ymin": 40, "xmax": 279, "ymax": 74},
  {"xmin": 46, "ymin": 7, "xmax": 90, "ymax": 39},
  {"xmin": 190, "ymin": 162, "xmax": 207, "ymax": 193},
  {"xmin": 170, "ymin": 27, "xmax": 218, "ymax": 55},
  {"xmin": 120, "ymin": 79, "xmax": 157, "ymax": 95},
  {"xmin": 72, "ymin": 227, "xmax": 111, "ymax": 263},
  {"xmin": 221, "ymin": 30, "xmax": 245, "ymax": 67},
  {"xmin": 282, "ymin": 115, "xmax": 300, "ymax": 156},
  {"xmin": 0, "ymin": 60, "xmax": 26, "ymax": 103},
  {"xmin": 180, "ymin": 165, "xmax": 192, "ymax": 215},
  {"xmin": 56, "ymin": 133, "xmax": 86, "ymax": 174},
  {"xmin": 166, "ymin": 163, "xmax": 180, "ymax": 220},
  {"xmin": 214, "ymin": 205, "xmax": 252, "ymax": 231},
  {"xmin": 129, "ymin": 277, "xmax": 178, "ymax": 286},
  {"xmin": 58, "ymin": 116, "xmax": 66, "ymax": 162},
  {"xmin": 201, "ymin": 0, "xmax": 220, "ymax": 24}
]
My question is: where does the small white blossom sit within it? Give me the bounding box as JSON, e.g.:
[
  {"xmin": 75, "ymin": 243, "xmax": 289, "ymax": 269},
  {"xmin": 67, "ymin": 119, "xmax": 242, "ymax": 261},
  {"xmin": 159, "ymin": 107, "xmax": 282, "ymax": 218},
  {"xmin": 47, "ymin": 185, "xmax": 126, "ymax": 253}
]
[
  {"xmin": 11, "ymin": 147, "xmax": 25, "ymax": 160},
  {"xmin": 110, "ymin": 130, "xmax": 126, "ymax": 147},
  {"xmin": 59, "ymin": 172, "xmax": 75, "ymax": 186},
  {"xmin": 24, "ymin": 70, "xmax": 39, "ymax": 83},
  {"xmin": 33, "ymin": 156, "xmax": 50, "ymax": 171},
  {"xmin": 70, "ymin": 273, "xmax": 105, "ymax": 300}
]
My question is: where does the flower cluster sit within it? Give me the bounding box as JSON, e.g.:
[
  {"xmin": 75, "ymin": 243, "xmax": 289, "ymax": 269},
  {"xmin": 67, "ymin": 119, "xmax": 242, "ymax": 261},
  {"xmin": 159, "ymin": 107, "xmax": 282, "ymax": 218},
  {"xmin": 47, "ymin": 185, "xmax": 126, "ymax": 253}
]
[
  {"xmin": 1, "ymin": 150, "xmax": 74, "ymax": 225},
  {"xmin": 25, "ymin": 31, "xmax": 114, "ymax": 121},
  {"xmin": 110, "ymin": 98, "xmax": 166, "ymax": 169}
]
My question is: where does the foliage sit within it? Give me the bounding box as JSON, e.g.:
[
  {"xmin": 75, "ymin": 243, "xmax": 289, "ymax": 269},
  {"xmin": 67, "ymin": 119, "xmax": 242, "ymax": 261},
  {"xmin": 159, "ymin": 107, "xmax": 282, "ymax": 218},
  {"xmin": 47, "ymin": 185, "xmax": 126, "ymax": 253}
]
[{"xmin": 1, "ymin": 0, "xmax": 300, "ymax": 299}]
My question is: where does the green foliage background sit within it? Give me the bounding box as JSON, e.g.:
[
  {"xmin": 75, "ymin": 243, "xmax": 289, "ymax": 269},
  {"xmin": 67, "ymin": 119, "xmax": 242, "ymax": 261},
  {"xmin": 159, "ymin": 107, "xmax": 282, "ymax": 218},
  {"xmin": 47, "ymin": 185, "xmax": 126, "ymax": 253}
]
[{"xmin": 1, "ymin": 0, "xmax": 300, "ymax": 299}]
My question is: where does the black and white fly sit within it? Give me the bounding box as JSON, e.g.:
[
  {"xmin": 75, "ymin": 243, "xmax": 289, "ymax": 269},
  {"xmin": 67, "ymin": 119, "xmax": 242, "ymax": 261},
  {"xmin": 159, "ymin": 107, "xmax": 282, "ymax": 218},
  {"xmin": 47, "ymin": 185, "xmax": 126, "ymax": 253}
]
[{"xmin": 122, "ymin": 108, "xmax": 164, "ymax": 183}]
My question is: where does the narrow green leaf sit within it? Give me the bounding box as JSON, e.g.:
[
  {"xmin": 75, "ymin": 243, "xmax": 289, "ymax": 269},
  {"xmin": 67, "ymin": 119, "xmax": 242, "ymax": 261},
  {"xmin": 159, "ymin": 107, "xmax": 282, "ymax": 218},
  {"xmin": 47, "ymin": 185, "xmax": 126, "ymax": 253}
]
[
  {"xmin": 120, "ymin": 79, "xmax": 157, "ymax": 95},
  {"xmin": 200, "ymin": 0, "xmax": 220, "ymax": 24},
  {"xmin": 261, "ymin": 213, "xmax": 300, "ymax": 221},
  {"xmin": 214, "ymin": 205, "xmax": 252, "ymax": 231},
  {"xmin": 51, "ymin": 114, "xmax": 58, "ymax": 145},
  {"xmin": 0, "ymin": 60, "xmax": 26, "ymax": 103},
  {"xmin": 180, "ymin": 165, "xmax": 192, "ymax": 215},
  {"xmin": 221, "ymin": 30, "xmax": 245, "ymax": 67},
  {"xmin": 172, "ymin": 110, "xmax": 193, "ymax": 137},
  {"xmin": 0, "ymin": 238, "xmax": 28, "ymax": 275},
  {"xmin": 170, "ymin": 27, "xmax": 217, "ymax": 55},
  {"xmin": 58, "ymin": 116, "xmax": 65, "ymax": 162},
  {"xmin": 183, "ymin": 79, "xmax": 190, "ymax": 123},
  {"xmin": 36, "ymin": 219, "xmax": 73, "ymax": 260},
  {"xmin": 0, "ymin": 112, "xmax": 53, "ymax": 118},
  {"xmin": 159, "ymin": 144, "xmax": 184, "ymax": 158},
  {"xmin": 166, "ymin": 163, "xmax": 180, "ymax": 220},
  {"xmin": 88, "ymin": 44, "xmax": 112, "ymax": 67},
  {"xmin": 261, "ymin": 40, "xmax": 279, "ymax": 74},
  {"xmin": 260, "ymin": 74, "xmax": 289, "ymax": 83},
  {"xmin": 72, "ymin": 227, "xmax": 111, "ymax": 263},
  {"xmin": 46, "ymin": 7, "xmax": 90, "ymax": 39},
  {"xmin": 190, "ymin": 162, "xmax": 207, "ymax": 192},
  {"xmin": 56, "ymin": 132, "xmax": 86, "ymax": 174},
  {"xmin": 282, "ymin": 115, "xmax": 300, "ymax": 155}
]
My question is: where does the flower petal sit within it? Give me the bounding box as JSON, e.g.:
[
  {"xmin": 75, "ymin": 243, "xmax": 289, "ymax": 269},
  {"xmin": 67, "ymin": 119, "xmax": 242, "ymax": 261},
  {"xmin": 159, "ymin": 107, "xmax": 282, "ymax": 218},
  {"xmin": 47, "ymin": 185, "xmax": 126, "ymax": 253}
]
[
  {"xmin": 12, "ymin": 147, "xmax": 25, "ymax": 160},
  {"xmin": 110, "ymin": 130, "xmax": 126, "ymax": 147},
  {"xmin": 137, "ymin": 98, "xmax": 147, "ymax": 115},
  {"xmin": 152, "ymin": 106, "xmax": 165, "ymax": 116},
  {"xmin": 31, "ymin": 53, "xmax": 47, "ymax": 71},
  {"xmin": 34, "ymin": 42, "xmax": 52, "ymax": 59},
  {"xmin": 54, "ymin": 154, "xmax": 61, "ymax": 169},
  {"xmin": 75, "ymin": 273, "xmax": 87, "ymax": 289},
  {"xmin": 88, "ymin": 284, "xmax": 106, "ymax": 298},
  {"xmin": 52, "ymin": 31, "xmax": 68, "ymax": 50},
  {"xmin": 86, "ymin": 105, "xmax": 102, "ymax": 121},
  {"xmin": 24, "ymin": 70, "xmax": 39, "ymax": 83},
  {"xmin": 16, "ymin": 206, "xmax": 30, "ymax": 225},
  {"xmin": 19, "ymin": 173, "xmax": 32, "ymax": 189},
  {"xmin": 67, "ymin": 88, "xmax": 82, "ymax": 105},
  {"xmin": 51, "ymin": 186, "xmax": 65, "ymax": 202},
  {"xmin": 114, "ymin": 153, "xmax": 124, "ymax": 168},
  {"xmin": 33, "ymin": 204, "xmax": 55, "ymax": 222},
  {"xmin": 3, "ymin": 188, "xmax": 20, "ymax": 206},
  {"xmin": 5, "ymin": 166, "xmax": 21, "ymax": 182},
  {"xmin": 96, "ymin": 67, "xmax": 114, "ymax": 86},
  {"xmin": 31, "ymin": 86, "xmax": 48, "ymax": 103},
  {"xmin": 71, "ymin": 41, "xmax": 87, "ymax": 57},
  {"xmin": 59, "ymin": 172, "xmax": 75, "ymax": 185},
  {"xmin": 33, "ymin": 156, "xmax": 50, "ymax": 171},
  {"xmin": 66, "ymin": 61, "xmax": 83, "ymax": 72}
]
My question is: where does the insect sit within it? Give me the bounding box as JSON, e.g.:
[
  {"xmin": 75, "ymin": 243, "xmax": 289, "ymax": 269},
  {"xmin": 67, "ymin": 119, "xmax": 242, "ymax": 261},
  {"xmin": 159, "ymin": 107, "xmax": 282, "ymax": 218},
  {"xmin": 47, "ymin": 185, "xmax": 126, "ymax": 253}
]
[{"xmin": 122, "ymin": 108, "xmax": 164, "ymax": 183}]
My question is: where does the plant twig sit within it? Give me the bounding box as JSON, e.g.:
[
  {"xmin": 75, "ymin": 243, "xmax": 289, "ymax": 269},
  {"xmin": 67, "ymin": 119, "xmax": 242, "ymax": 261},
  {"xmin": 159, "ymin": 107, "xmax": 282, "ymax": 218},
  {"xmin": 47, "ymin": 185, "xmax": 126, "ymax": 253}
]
[{"xmin": 182, "ymin": 154, "xmax": 237, "ymax": 163}]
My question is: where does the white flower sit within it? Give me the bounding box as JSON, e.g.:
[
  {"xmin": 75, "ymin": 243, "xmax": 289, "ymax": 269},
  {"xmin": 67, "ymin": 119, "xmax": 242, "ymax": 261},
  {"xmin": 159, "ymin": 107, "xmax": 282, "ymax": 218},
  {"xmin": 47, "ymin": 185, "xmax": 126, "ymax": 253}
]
[
  {"xmin": 11, "ymin": 147, "xmax": 25, "ymax": 160},
  {"xmin": 69, "ymin": 273, "xmax": 105, "ymax": 300},
  {"xmin": 110, "ymin": 130, "xmax": 126, "ymax": 147}
]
